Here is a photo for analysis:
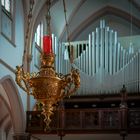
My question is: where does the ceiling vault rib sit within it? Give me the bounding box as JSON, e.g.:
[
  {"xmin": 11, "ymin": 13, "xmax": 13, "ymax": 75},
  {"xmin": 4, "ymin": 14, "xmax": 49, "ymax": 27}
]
[
  {"xmin": 59, "ymin": 0, "xmax": 87, "ymax": 40},
  {"xmin": 128, "ymin": 0, "xmax": 140, "ymax": 12},
  {"xmin": 69, "ymin": 5, "xmax": 140, "ymax": 40}
]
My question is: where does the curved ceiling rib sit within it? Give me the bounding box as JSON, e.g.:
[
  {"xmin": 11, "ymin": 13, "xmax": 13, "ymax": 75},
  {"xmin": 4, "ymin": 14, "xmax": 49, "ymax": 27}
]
[
  {"xmin": 128, "ymin": 0, "xmax": 140, "ymax": 12},
  {"xmin": 69, "ymin": 6, "xmax": 140, "ymax": 41},
  {"xmin": 59, "ymin": 0, "xmax": 87, "ymax": 40}
]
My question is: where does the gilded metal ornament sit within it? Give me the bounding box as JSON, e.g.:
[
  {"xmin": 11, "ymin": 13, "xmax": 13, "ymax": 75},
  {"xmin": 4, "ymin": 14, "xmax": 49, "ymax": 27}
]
[{"xmin": 15, "ymin": 53, "xmax": 80, "ymax": 130}]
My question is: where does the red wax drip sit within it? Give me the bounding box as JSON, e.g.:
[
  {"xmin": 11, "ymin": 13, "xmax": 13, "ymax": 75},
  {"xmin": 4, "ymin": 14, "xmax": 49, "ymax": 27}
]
[{"xmin": 43, "ymin": 35, "xmax": 52, "ymax": 54}]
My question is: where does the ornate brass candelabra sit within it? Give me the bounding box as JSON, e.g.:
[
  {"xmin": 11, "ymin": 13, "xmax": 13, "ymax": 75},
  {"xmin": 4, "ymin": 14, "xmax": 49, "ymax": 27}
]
[{"xmin": 15, "ymin": 53, "xmax": 80, "ymax": 130}]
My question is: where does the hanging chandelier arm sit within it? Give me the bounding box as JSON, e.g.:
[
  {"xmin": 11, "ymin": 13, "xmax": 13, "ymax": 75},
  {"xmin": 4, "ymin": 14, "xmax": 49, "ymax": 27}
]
[
  {"xmin": 15, "ymin": 66, "xmax": 31, "ymax": 94},
  {"xmin": 62, "ymin": 68, "xmax": 80, "ymax": 97}
]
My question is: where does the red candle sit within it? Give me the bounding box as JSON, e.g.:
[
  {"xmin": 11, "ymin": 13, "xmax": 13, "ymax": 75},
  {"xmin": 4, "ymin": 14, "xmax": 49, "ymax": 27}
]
[{"xmin": 43, "ymin": 35, "xmax": 52, "ymax": 54}]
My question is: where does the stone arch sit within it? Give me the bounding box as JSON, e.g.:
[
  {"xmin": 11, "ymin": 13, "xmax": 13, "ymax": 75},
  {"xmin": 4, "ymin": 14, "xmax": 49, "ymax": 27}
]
[
  {"xmin": 0, "ymin": 95, "xmax": 14, "ymax": 139},
  {"xmin": 0, "ymin": 75, "xmax": 25, "ymax": 133},
  {"xmin": 0, "ymin": 95, "xmax": 11, "ymax": 127}
]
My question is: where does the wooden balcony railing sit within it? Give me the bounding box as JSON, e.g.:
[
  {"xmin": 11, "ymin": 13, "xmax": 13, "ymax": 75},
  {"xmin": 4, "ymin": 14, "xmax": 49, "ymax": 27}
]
[{"xmin": 26, "ymin": 108, "xmax": 140, "ymax": 134}]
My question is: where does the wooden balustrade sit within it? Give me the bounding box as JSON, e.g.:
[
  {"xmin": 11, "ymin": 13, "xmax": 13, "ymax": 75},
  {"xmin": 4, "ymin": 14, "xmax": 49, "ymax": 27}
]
[{"xmin": 26, "ymin": 107, "xmax": 140, "ymax": 134}]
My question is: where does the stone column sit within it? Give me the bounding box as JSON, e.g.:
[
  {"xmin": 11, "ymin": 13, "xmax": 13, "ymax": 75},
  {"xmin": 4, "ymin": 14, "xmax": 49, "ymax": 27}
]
[
  {"xmin": 13, "ymin": 133, "xmax": 30, "ymax": 140},
  {"xmin": 0, "ymin": 129, "xmax": 6, "ymax": 140}
]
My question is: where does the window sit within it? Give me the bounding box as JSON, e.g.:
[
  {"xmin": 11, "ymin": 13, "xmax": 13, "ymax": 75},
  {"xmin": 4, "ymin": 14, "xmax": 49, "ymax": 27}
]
[
  {"xmin": 35, "ymin": 23, "xmax": 43, "ymax": 47},
  {"xmin": 34, "ymin": 22, "xmax": 43, "ymax": 69},
  {"xmin": 1, "ymin": 0, "xmax": 14, "ymax": 44},
  {"xmin": 1, "ymin": 0, "xmax": 11, "ymax": 14}
]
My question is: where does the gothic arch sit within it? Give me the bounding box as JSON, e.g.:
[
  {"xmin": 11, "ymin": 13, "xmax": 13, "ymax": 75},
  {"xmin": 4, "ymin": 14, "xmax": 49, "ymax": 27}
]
[
  {"xmin": 69, "ymin": 6, "xmax": 140, "ymax": 40},
  {"xmin": 0, "ymin": 75, "xmax": 25, "ymax": 133}
]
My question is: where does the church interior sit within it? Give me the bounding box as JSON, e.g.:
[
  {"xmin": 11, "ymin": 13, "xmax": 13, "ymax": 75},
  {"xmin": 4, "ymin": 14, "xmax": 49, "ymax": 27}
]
[{"xmin": 0, "ymin": 0, "xmax": 140, "ymax": 140}]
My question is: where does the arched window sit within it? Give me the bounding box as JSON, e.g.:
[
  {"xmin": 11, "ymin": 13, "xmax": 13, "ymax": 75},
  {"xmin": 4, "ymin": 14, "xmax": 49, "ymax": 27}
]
[
  {"xmin": 34, "ymin": 22, "xmax": 43, "ymax": 69},
  {"xmin": 1, "ymin": 0, "xmax": 11, "ymax": 13},
  {"xmin": 34, "ymin": 22, "xmax": 43, "ymax": 47},
  {"xmin": 1, "ymin": 0, "xmax": 15, "ymax": 44}
]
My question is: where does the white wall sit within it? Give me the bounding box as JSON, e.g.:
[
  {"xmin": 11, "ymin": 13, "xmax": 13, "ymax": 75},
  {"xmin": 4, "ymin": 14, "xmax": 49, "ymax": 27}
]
[{"xmin": 0, "ymin": 0, "xmax": 27, "ymax": 111}]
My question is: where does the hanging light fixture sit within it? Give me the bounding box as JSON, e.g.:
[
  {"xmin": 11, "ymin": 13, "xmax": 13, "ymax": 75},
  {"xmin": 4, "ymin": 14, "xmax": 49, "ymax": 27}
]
[{"xmin": 15, "ymin": 0, "xmax": 80, "ymax": 131}]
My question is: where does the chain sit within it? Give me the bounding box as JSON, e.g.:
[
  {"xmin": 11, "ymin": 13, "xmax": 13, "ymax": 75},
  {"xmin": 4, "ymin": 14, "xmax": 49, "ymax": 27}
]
[
  {"xmin": 130, "ymin": 1, "xmax": 133, "ymax": 42},
  {"xmin": 22, "ymin": 0, "xmax": 35, "ymax": 65},
  {"xmin": 63, "ymin": 0, "xmax": 73, "ymax": 63},
  {"xmin": 46, "ymin": 0, "xmax": 51, "ymax": 35}
]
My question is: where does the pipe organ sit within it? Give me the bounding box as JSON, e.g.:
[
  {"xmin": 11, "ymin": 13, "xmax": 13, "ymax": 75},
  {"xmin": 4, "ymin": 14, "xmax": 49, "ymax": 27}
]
[{"xmin": 51, "ymin": 20, "xmax": 140, "ymax": 95}]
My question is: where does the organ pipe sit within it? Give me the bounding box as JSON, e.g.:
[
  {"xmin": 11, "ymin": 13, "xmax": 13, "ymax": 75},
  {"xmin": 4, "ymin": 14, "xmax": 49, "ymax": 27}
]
[
  {"xmin": 105, "ymin": 26, "xmax": 109, "ymax": 73},
  {"xmin": 96, "ymin": 27, "xmax": 99, "ymax": 72},
  {"xmin": 52, "ymin": 20, "xmax": 140, "ymax": 95},
  {"xmin": 92, "ymin": 32, "xmax": 95, "ymax": 76},
  {"xmin": 88, "ymin": 34, "xmax": 92, "ymax": 75}
]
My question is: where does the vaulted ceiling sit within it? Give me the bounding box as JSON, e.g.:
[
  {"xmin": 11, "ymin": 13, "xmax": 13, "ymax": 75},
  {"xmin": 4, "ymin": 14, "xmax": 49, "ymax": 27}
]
[{"xmin": 22, "ymin": 0, "xmax": 140, "ymax": 42}]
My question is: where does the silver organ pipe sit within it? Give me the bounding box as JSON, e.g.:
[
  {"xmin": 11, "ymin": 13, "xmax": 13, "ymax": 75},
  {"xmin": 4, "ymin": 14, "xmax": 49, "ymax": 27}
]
[
  {"xmin": 92, "ymin": 32, "xmax": 95, "ymax": 76},
  {"xmin": 83, "ymin": 50, "xmax": 86, "ymax": 73},
  {"xmin": 121, "ymin": 46, "xmax": 124, "ymax": 69},
  {"xmin": 52, "ymin": 20, "xmax": 140, "ymax": 95},
  {"xmin": 100, "ymin": 21, "xmax": 104, "ymax": 69},
  {"xmin": 52, "ymin": 34, "xmax": 55, "ymax": 52},
  {"xmin": 100, "ymin": 21, "xmax": 105, "ymax": 68},
  {"xmin": 80, "ymin": 51, "xmax": 82, "ymax": 70},
  {"xmin": 88, "ymin": 34, "xmax": 92, "ymax": 75},
  {"xmin": 96, "ymin": 27, "xmax": 99, "ymax": 73},
  {"xmin": 126, "ymin": 52, "xmax": 129, "ymax": 64},
  {"xmin": 54, "ymin": 36, "xmax": 59, "ymax": 73},
  {"xmin": 85, "ymin": 44, "xmax": 88, "ymax": 74},
  {"xmin": 58, "ymin": 42, "xmax": 61, "ymax": 73},
  {"xmin": 113, "ymin": 31, "xmax": 117, "ymax": 74},
  {"xmin": 64, "ymin": 45, "xmax": 69, "ymax": 74},
  {"xmin": 105, "ymin": 26, "xmax": 109, "ymax": 73},
  {"xmin": 117, "ymin": 43, "xmax": 121, "ymax": 72},
  {"xmin": 109, "ymin": 30, "xmax": 112, "ymax": 74},
  {"xmin": 61, "ymin": 43, "xmax": 65, "ymax": 74},
  {"xmin": 136, "ymin": 53, "xmax": 139, "ymax": 91}
]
